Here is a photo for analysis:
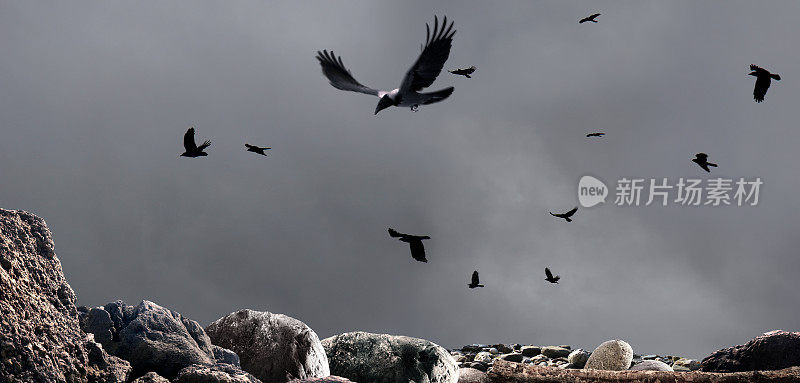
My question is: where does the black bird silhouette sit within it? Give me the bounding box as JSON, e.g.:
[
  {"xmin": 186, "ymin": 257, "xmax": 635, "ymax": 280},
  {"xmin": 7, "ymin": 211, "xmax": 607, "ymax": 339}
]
[
  {"xmin": 550, "ymin": 207, "xmax": 578, "ymax": 222},
  {"xmin": 749, "ymin": 65, "xmax": 781, "ymax": 103},
  {"xmin": 586, "ymin": 132, "xmax": 605, "ymax": 137},
  {"xmin": 180, "ymin": 127, "xmax": 211, "ymax": 158},
  {"xmin": 388, "ymin": 228, "xmax": 430, "ymax": 263},
  {"xmin": 579, "ymin": 13, "xmax": 601, "ymax": 23},
  {"xmin": 449, "ymin": 66, "xmax": 476, "ymax": 78},
  {"xmin": 245, "ymin": 144, "xmax": 271, "ymax": 156},
  {"xmin": 692, "ymin": 153, "xmax": 718, "ymax": 173},
  {"xmin": 468, "ymin": 270, "xmax": 484, "ymax": 288},
  {"xmin": 545, "ymin": 267, "xmax": 560, "ymax": 283}
]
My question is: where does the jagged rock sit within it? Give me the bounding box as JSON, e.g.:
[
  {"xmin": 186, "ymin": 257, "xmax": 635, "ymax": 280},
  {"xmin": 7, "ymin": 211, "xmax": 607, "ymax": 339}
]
[
  {"xmin": 457, "ymin": 367, "xmax": 488, "ymax": 383},
  {"xmin": 205, "ymin": 309, "xmax": 329, "ymax": 383},
  {"xmin": 79, "ymin": 300, "xmax": 215, "ymax": 380},
  {"xmin": 131, "ymin": 372, "xmax": 170, "ymax": 383},
  {"xmin": 701, "ymin": 330, "xmax": 800, "ymax": 372},
  {"xmin": 212, "ymin": 345, "xmax": 240, "ymax": 367},
  {"xmin": 0, "ymin": 209, "xmax": 131, "ymax": 383},
  {"xmin": 541, "ymin": 346, "xmax": 571, "ymax": 358},
  {"xmin": 322, "ymin": 331, "xmax": 458, "ymax": 383},
  {"xmin": 584, "ymin": 340, "xmax": 633, "ymax": 371},
  {"xmin": 491, "ymin": 344, "xmax": 513, "ymax": 353},
  {"xmin": 174, "ymin": 363, "xmax": 262, "ymax": 383},
  {"xmin": 629, "ymin": 360, "xmax": 673, "ymax": 371},
  {"xmin": 568, "ymin": 349, "xmax": 591, "ymax": 368},
  {"xmin": 473, "ymin": 351, "xmax": 493, "ymax": 363},
  {"xmin": 490, "ymin": 359, "xmax": 800, "ymax": 382}
]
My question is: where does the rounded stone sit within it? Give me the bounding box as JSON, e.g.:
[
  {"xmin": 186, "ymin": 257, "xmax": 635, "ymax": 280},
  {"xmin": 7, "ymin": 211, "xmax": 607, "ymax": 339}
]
[{"xmin": 584, "ymin": 340, "xmax": 633, "ymax": 371}]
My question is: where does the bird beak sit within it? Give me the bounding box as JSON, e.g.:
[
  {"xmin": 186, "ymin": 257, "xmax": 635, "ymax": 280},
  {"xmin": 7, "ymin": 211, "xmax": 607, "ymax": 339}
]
[{"xmin": 375, "ymin": 95, "xmax": 393, "ymax": 115}]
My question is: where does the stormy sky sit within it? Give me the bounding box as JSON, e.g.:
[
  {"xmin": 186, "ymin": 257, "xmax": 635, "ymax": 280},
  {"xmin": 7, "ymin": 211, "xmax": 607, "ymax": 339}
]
[{"xmin": 2, "ymin": 1, "xmax": 799, "ymax": 358}]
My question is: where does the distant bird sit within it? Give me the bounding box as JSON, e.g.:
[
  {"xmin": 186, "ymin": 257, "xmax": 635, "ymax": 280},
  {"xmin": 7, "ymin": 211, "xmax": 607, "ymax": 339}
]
[
  {"xmin": 586, "ymin": 132, "xmax": 605, "ymax": 137},
  {"xmin": 692, "ymin": 153, "xmax": 718, "ymax": 173},
  {"xmin": 749, "ymin": 65, "xmax": 781, "ymax": 103},
  {"xmin": 245, "ymin": 144, "xmax": 271, "ymax": 156},
  {"xmin": 449, "ymin": 66, "xmax": 476, "ymax": 78},
  {"xmin": 468, "ymin": 270, "xmax": 484, "ymax": 288},
  {"xmin": 180, "ymin": 127, "xmax": 211, "ymax": 158},
  {"xmin": 317, "ymin": 16, "xmax": 456, "ymax": 115},
  {"xmin": 550, "ymin": 207, "xmax": 578, "ymax": 222},
  {"xmin": 545, "ymin": 267, "xmax": 560, "ymax": 284},
  {"xmin": 388, "ymin": 228, "xmax": 431, "ymax": 263},
  {"xmin": 579, "ymin": 13, "xmax": 601, "ymax": 23}
]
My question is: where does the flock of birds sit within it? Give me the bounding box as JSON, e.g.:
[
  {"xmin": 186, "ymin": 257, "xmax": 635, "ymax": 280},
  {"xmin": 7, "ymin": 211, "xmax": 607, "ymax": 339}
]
[{"xmin": 177, "ymin": 12, "xmax": 782, "ymax": 289}]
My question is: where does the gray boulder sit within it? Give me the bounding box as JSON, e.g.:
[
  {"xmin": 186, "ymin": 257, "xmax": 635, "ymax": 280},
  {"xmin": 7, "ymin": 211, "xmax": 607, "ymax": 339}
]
[
  {"xmin": 520, "ymin": 346, "xmax": 541, "ymax": 357},
  {"xmin": 541, "ymin": 346, "xmax": 571, "ymax": 358},
  {"xmin": 212, "ymin": 345, "xmax": 241, "ymax": 367},
  {"xmin": 322, "ymin": 331, "xmax": 458, "ymax": 383},
  {"xmin": 79, "ymin": 300, "xmax": 215, "ymax": 379},
  {"xmin": 701, "ymin": 330, "xmax": 800, "ymax": 372},
  {"xmin": 568, "ymin": 349, "xmax": 591, "ymax": 368},
  {"xmin": 500, "ymin": 352, "xmax": 523, "ymax": 362},
  {"xmin": 287, "ymin": 378, "xmax": 355, "ymax": 383},
  {"xmin": 457, "ymin": 367, "xmax": 488, "ymax": 383},
  {"xmin": 205, "ymin": 309, "xmax": 329, "ymax": 383},
  {"xmin": 174, "ymin": 363, "xmax": 262, "ymax": 383},
  {"xmin": 584, "ymin": 340, "xmax": 633, "ymax": 370},
  {"xmin": 629, "ymin": 360, "xmax": 673, "ymax": 371},
  {"xmin": 473, "ymin": 351, "xmax": 493, "ymax": 363},
  {"xmin": 0, "ymin": 209, "xmax": 131, "ymax": 383}
]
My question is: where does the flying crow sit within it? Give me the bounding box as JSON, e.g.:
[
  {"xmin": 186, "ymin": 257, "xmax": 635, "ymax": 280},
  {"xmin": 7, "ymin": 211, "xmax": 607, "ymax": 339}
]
[
  {"xmin": 550, "ymin": 207, "xmax": 578, "ymax": 222},
  {"xmin": 245, "ymin": 144, "xmax": 271, "ymax": 156},
  {"xmin": 579, "ymin": 13, "xmax": 601, "ymax": 23},
  {"xmin": 586, "ymin": 132, "xmax": 605, "ymax": 137},
  {"xmin": 317, "ymin": 16, "xmax": 456, "ymax": 114},
  {"xmin": 749, "ymin": 65, "xmax": 781, "ymax": 103},
  {"xmin": 468, "ymin": 270, "xmax": 484, "ymax": 288},
  {"xmin": 180, "ymin": 127, "xmax": 211, "ymax": 158},
  {"xmin": 388, "ymin": 228, "xmax": 430, "ymax": 263},
  {"xmin": 449, "ymin": 66, "xmax": 476, "ymax": 78},
  {"xmin": 545, "ymin": 267, "xmax": 560, "ymax": 283},
  {"xmin": 692, "ymin": 153, "xmax": 718, "ymax": 173}
]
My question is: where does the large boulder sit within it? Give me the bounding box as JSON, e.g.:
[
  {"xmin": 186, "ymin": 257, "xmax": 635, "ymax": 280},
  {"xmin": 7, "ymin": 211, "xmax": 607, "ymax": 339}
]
[
  {"xmin": 0, "ymin": 209, "xmax": 131, "ymax": 382},
  {"xmin": 173, "ymin": 363, "xmax": 262, "ymax": 383},
  {"xmin": 79, "ymin": 300, "xmax": 217, "ymax": 379},
  {"xmin": 701, "ymin": 330, "xmax": 800, "ymax": 372},
  {"xmin": 584, "ymin": 340, "xmax": 633, "ymax": 371},
  {"xmin": 457, "ymin": 367, "xmax": 488, "ymax": 383},
  {"xmin": 322, "ymin": 331, "xmax": 458, "ymax": 383},
  {"xmin": 205, "ymin": 309, "xmax": 329, "ymax": 383},
  {"xmin": 568, "ymin": 349, "xmax": 591, "ymax": 369}
]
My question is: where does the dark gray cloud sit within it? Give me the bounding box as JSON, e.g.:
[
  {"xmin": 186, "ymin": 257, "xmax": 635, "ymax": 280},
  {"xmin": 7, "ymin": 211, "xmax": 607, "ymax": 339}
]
[{"xmin": 1, "ymin": 1, "xmax": 799, "ymax": 359}]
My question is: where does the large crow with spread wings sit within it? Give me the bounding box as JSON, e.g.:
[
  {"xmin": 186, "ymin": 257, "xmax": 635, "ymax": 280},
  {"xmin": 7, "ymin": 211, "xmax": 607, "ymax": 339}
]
[
  {"xmin": 449, "ymin": 66, "xmax": 476, "ymax": 78},
  {"xmin": 579, "ymin": 13, "xmax": 601, "ymax": 23},
  {"xmin": 388, "ymin": 228, "xmax": 430, "ymax": 263},
  {"xmin": 692, "ymin": 153, "xmax": 718, "ymax": 173},
  {"xmin": 545, "ymin": 267, "xmax": 560, "ymax": 284},
  {"xmin": 180, "ymin": 127, "xmax": 211, "ymax": 158},
  {"xmin": 749, "ymin": 65, "xmax": 781, "ymax": 103},
  {"xmin": 468, "ymin": 270, "xmax": 484, "ymax": 288},
  {"xmin": 550, "ymin": 207, "xmax": 578, "ymax": 222},
  {"xmin": 317, "ymin": 16, "xmax": 456, "ymax": 115},
  {"xmin": 245, "ymin": 144, "xmax": 271, "ymax": 156}
]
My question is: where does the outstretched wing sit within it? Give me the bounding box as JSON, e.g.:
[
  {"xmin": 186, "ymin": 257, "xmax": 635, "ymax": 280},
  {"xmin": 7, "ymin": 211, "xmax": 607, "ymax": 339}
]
[
  {"xmin": 400, "ymin": 16, "xmax": 456, "ymax": 93},
  {"xmin": 565, "ymin": 207, "xmax": 578, "ymax": 217},
  {"xmin": 472, "ymin": 271, "xmax": 480, "ymax": 285},
  {"xmin": 197, "ymin": 140, "xmax": 211, "ymax": 151},
  {"xmin": 245, "ymin": 144, "xmax": 257, "ymax": 150},
  {"xmin": 388, "ymin": 228, "xmax": 405, "ymax": 238},
  {"xmin": 545, "ymin": 267, "xmax": 554, "ymax": 279},
  {"xmin": 409, "ymin": 240, "xmax": 427, "ymax": 262},
  {"xmin": 183, "ymin": 128, "xmax": 198, "ymax": 152},
  {"xmin": 316, "ymin": 50, "xmax": 379, "ymax": 96}
]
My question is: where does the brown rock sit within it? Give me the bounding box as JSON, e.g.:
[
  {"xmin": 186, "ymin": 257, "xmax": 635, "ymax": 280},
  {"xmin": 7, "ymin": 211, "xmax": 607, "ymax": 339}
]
[
  {"xmin": 701, "ymin": 330, "xmax": 800, "ymax": 372},
  {"xmin": 489, "ymin": 359, "xmax": 800, "ymax": 382}
]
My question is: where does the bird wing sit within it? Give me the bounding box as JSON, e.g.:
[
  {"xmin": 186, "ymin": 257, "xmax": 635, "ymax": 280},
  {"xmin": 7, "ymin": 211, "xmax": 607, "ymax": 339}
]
[
  {"xmin": 316, "ymin": 50, "xmax": 379, "ymax": 96},
  {"xmin": 565, "ymin": 207, "xmax": 578, "ymax": 217},
  {"xmin": 591, "ymin": 13, "xmax": 601, "ymax": 19},
  {"xmin": 400, "ymin": 16, "xmax": 456, "ymax": 93},
  {"xmin": 753, "ymin": 75, "xmax": 770, "ymax": 102},
  {"xmin": 388, "ymin": 228, "xmax": 404, "ymax": 238},
  {"xmin": 472, "ymin": 271, "xmax": 480, "ymax": 285},
  {"xmin": 183, "ymin": 128, "xmax": 198, "ymax": 152},
  {"xmin": 750, "ymin": 64, "xmax": 767, "ymax": 74},
  {"xmin": 197, "ymin": 140, "xmax": 211, "ymax": 151},
  {"xmin": 245, "ymin": 144, "xmax": 256, "ymax": 150},
  {"xmin": 545, "ymin": 267, "xmax": 554, "ymax": 279},
  {"xmin": 409, "ymin": 240, "xmax": 427, "ymax": 262}
]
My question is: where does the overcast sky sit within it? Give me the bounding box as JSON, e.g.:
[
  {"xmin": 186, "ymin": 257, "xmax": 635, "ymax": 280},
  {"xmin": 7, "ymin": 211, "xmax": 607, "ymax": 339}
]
[{"xmin": 2, "ymin": 1, "xmax": 800, "ymax": 359}]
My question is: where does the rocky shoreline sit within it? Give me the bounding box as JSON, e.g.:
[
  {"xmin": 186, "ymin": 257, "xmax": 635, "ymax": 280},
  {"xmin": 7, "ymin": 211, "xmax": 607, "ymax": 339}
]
[{"xmin": 2, "ymin": 208, "xmax": 800, "ymax": 383}]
